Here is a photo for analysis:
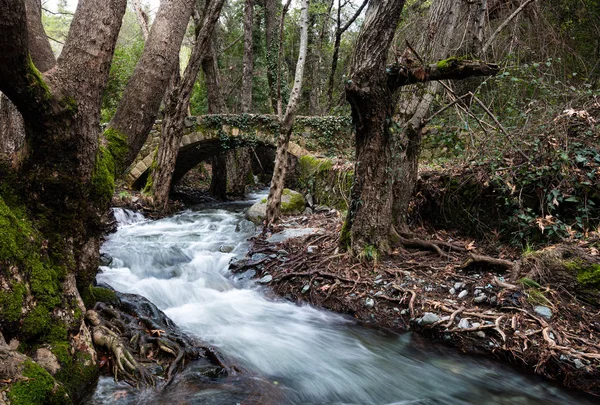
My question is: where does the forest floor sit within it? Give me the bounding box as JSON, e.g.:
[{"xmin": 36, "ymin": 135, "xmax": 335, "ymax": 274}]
[{"xmin": 232, "ymin": 210, "xmax": 600, "ymax": 397}]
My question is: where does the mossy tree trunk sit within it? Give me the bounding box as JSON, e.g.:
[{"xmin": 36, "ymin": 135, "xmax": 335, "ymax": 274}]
[
  {"xmin": 0, "ymin": 0, "xmax": 127, "ymax": 400},
  {"xmin": 343, "ymin": 0, "xmax": 499, "ymax": 255}
]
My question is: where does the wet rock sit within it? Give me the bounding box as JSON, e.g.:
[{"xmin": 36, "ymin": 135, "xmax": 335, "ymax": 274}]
[
  {"xmin": 245, "ymin": 201, "xmax": 267, "ymax": 224},
  {"xmin": 219, "ymin": 245, "xmax": 234, "ymax": 253},
  {"xmin": 235, "ymin": 219, "xmax": 256, "ymax": 233},
  {"xmin": 458, "ymin": 318, "xmax": 471, "ymax": 329},
  {"xmin": 364, "ymin": 298, "xmax": 375, "ymax": 309},
  {"xmin": 418, "ymin": 312, "xmax": 440, "ymax": 325},
  {"xmin": 534, "ymin": 306, "xmax": 553, "ymax": 319},
  {"xmin": 258, "ymin": 274, "xmax": 273, "ymax": 284},
  {"xmin": 99, "ymin": 253, "xmax": 113, "ymax": 267},
  {"xmin": 458, "ymin": 290, "xmax": 468, "ymax": 299},
  {"xmin": 251, "ymin": 253, "xmax": 268, "ymax": 262}
]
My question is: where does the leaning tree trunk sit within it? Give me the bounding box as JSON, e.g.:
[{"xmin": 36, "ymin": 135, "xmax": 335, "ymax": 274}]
[
  {"xmin": 0, "ymin": 0, "xmax": 127, "ymax": 399},
  {"xmin": 106, "ymin": 0, "xmax": 196, "ymax": 173},
  {"xmin": 150, "ymin": 0, "xmax": 226, "ymax": 208},
  {"xmin": 265, "ymin": 0, "xmax": 310, "ymax": 224},
  {"xmin": 241, "ymin": 0, "xmax": 254, "ymax": 112},
  {"xmin": 264, "ymin": 0, "xmax": 280, "ymax": 113}
]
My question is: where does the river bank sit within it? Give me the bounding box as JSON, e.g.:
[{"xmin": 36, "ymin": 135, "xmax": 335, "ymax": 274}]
[
  {"xmin": 236, "ymin": 210, "xmax": 600, "ymax": 398},
  {"xmin": 88, "ymin": 192, "xmax": 597, "ymax": 404}
]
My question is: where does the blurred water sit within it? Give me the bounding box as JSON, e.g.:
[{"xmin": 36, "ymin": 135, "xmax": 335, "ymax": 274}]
[{"xmin": 93, "ymin": 191, "xmax": 592, "ymax": 404}]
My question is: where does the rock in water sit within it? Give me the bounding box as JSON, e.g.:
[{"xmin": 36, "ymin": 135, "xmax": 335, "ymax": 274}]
[{"xmin": 235, "ymin": 219, "xmax": 256, "ymax": 233}]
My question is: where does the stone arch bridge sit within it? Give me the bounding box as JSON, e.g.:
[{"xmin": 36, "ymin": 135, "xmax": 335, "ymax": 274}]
[{"xmin": 125, "ymin": 114, "xmax": 352, "ymax": 189}]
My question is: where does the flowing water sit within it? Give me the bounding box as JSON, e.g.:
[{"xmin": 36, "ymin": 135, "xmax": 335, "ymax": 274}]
[{"xmin": 90, "ymin": 191, "xmax": 592, "ymax": 404}]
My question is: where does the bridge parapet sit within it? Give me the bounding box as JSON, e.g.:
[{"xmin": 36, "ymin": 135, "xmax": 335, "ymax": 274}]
[{"xmin": 124, "ymin": 114, "xmax": 353, "ymax": 188}]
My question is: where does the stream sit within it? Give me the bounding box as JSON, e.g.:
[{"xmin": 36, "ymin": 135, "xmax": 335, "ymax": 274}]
[{"xmin": 89, "ymin": 191, "xmax": 592, "ymax": 404}]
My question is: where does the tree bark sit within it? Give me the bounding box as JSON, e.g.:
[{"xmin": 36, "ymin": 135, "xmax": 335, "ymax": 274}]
[
  {"xmin": 0, "ymin": 0, "xmax": 55, "ymax": 160},
  {"xmin": 241, "ymin": 0, "xmax": 254, "ymax": 112},
  {"xmin": 342, "ymin": 0, "xmax": 407, "ymax": 254},
  {"xmin": 106, "ymin": 0, "xmax": 196, "ymax": 174},
  {"xmin": 264, "ymin": 0, "xmax": 280, "ymax": 113},
  {"xmin": 265, "ymin": 0, "xmax": 310, "ymax": 224},
  {"xmin": 150, "ymin": 0, "xmax": 225, "ymax": 208},
  {"xmin": 0, "ymin": 0, "xmax": 126, "ymax": 397}
]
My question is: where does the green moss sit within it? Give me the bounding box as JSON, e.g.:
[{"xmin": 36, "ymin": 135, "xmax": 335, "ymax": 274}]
[
  {"xmin": 60, "ymin": 96, "xmax": 78, "ymax": 115},
  {"xmin": 90, "ymin": 146, "xmax": 116, "ymax": 205},
  {"xmin": 25, "ymin": 55, "xmax": 52, "ymax": 106},
  {"xmin": 339, "ymin": 219, "xmax": 352, "ymax": 250},
  {"xmin": 299, "ymin": 155, "xmax": 333, "ymax": 176},
  {"xmin": 436, "ymin": 56, "xmax": 464, "ymax": 72},
  {"xmin": 7, "ymin": 360, "xmax": 70, "ymax": 405},
  {"xmin": 260, "ymin": 198, "xmax": 267, "ymax": 204},
  {"xmin": 80, "ymin": 286, "xmax": 118, "ymax": 308},
  {"xmin": 52, "ymin": 342, "xmax": 98, "ymax": 400},
  {"xmin": 103, "ymin": 128, "xmax": 128, "ymax": 174},
  {"xmin": 281, "ymin": 189, "xmax": 306, "ymax": 214},
  {"xmin": 0, "ymin": 283, "xmax": 26, "ymax": 322},
  {"xmin": 576, "ymin": 263, "xmax": 600, "ymax": 288}
]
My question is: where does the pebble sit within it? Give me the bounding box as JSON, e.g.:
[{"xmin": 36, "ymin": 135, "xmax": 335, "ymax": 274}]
[
  {"xmin": 301, "ymin": 285, "xmax": 310, "ymax": 294},
  {"xmin": 365, "ymin": 298, "xmax": 375, "ymax": 309},
  {"xmin": 375, "ymin": 274, "xmax": 383, "ymax": 280},
  {"xmin": 454, "ymin": 282, "xmax": 464, "ymax": 289},
  {"xmin": 573, "ymin": 359, "xmax": 585, "ymax": 369},
  {"xmin": 458, "ymin": 290, "xmax": 468, "ymax": 299},
  {"xmin": 400, "ymin": 309, "xmax": 408, "ymax": 315},
  {"xmin": 476, "ymin": 331, "xmax": 486, "ymax": 338},
  {"xmin": 277, "ymin": 250, "xmax": 288, "ymax": 256},
  {"xmin": 458, "ymin": 318, "xmax": 471, "ymax": 329},
  {"xmin": 418, "ymin": 312, "xmax": 441, "ymax": 325},
  {"xmin": 307, "ymin": 246, "xmax": 317, "ymax": 254},
  {"xmin": 534, "ymin": 305, "xmax": 553, "ymax": 319},
  {"xmin": 257, "ymin": 274, "xmax": 272, "ymax": 284},
  {"xmin": 393, "ymin": 308, "xmax": 400, "ymax": 312},
  {"xmin": 449, "ymin": 287, "xmax": 456, "ymax": 295},
  {"xmin": 374, "ymin": 279, "xmax": 383, "ymax": 285},
  {"xmin": 490, "ymin": 296, "xmax": 497, "ymax": 305},
  {"xmin": 473, "ymin": 294, "xmax": 487, "ymax": 304}
]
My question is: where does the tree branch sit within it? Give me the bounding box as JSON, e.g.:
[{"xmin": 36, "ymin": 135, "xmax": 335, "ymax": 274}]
[
  {"xmin": 387, "ymin": 59, "xmax": 500, "ymax": 90},
  {"xmin": 340, "ymin": 0, "xmax": 368, "ymax": 33},
  {"xmin": 481, "ymin": 0, "xmax": 536, "ymax": 55}
]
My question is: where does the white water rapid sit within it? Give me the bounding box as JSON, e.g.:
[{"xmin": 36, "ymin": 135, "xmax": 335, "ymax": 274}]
[{"xmin": 91, "ymin": 192, "xmax": 592, "ymax": 404}]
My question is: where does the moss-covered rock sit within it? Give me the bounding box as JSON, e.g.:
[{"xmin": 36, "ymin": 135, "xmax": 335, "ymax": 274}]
[
  {"xmin": 7, "ymin": 360, "xmax": 70, "ymax": 405},
  {"xmin": 281, "ymin": 189, "xmax": 306, "ymax": 215},
  {"xmin": 80, "ymin": 286, "xmax": 118, "ymax": 309},
  {"xmin": 297, "ymin": 155, "xmax": 352, "ymax": 211}
]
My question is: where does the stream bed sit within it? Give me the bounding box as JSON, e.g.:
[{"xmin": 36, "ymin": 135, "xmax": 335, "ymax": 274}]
[{"xmin": 89, "ymin": 191, "xmax": 593, "ymax": 404}]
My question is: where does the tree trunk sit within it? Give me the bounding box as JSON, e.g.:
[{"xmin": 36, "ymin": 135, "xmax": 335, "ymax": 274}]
[
  {"xmin": 265, "ymin": 0, "xmax": 310, "ymax": 224},
  {"xmin": 150, "ymin": 0, "xmax": 226, "ymax": 208},
  {"xmin": 241, "ymin": 0, "xmax": 254, "ymax": 112},
  {"xmin": 342, "ymin": 0, "xmax": 407, "ymax": 254},
  {"xmin": 106, "ymin": 0, "xmax": 196, "ymax": 173},
  {"xmin": 209, "ymin": 153, "xmax": 228, "ymax": 199},
  {"xmin": 264, "ymin": 0, "xmax": 280, "ymax": 113},
  {"xmin": 0, "ymin": 0, "xmax": 55, "ymax": 161},
  {"xmin": 0, "ymin": 0, "xmax": 127, "ymax": 398}
]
